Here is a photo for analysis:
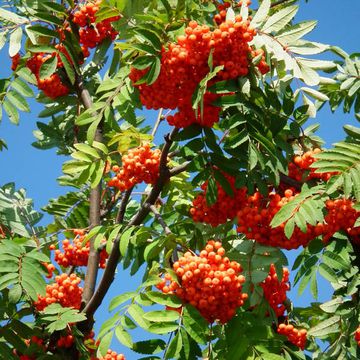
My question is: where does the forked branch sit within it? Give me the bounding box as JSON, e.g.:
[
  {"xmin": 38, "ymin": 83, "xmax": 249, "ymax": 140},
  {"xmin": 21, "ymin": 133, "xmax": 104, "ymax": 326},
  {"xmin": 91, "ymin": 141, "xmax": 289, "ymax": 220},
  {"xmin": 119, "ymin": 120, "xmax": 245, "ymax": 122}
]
[{"xmin": 82, "ymin": 128, "xmax": 179, "ymax": 318}]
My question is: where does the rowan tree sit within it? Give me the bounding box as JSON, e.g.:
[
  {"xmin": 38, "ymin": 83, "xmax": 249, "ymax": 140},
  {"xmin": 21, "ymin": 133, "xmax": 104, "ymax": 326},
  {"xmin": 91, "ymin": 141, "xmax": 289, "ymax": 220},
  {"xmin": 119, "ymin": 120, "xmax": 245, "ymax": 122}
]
[{"xmin": 0, "ymin": 0, "xmax": 360, "ymax": 359}]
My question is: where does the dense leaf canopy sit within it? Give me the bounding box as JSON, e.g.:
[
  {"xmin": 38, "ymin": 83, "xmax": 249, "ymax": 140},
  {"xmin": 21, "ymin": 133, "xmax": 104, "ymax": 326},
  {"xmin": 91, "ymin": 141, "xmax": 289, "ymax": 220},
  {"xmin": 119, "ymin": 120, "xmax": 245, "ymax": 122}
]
[{"xmin": 0, "ymin": 0, "xmax": 360, "ymax": 359}]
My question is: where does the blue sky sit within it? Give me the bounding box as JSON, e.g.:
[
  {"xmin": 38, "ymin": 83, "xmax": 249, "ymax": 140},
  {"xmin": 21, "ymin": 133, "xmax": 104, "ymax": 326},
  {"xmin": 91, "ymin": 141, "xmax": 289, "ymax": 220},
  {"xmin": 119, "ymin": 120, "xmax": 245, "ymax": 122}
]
[{"xmin": 0, "ymin": 0, "xmax": 360, "ymax": 358}]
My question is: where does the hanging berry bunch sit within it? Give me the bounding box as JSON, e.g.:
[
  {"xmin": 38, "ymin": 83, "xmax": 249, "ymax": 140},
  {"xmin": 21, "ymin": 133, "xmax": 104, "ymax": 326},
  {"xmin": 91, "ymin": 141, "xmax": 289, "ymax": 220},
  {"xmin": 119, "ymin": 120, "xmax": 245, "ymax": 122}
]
[
  {"xmin": 236, "ymin": 189, "xmax": 322, "ymax": 249},
  {"xmin": 157, "ymin": 240, "xmax": 248, "ymax": 324},
  {"xmin": 49, "ymin": 229, "xmax": 108, "ymax": 268},
  {"xmin": 190, "ymin": 174, "xmax": 247, "ymax": 226},
  {"xmin": 261, "ymin": 264, "xmax": 290, "ymax": 317},
  {"xmin": 130, "ymin": 2, "xmax": 269, "ymax": 128},
  {"xmin": 26, "ymin": 53, "xmax": 70, "ymax": 99},
  {"xmin": 34, "ymin": 273, "xmax": 83, "ymax": 311},
  {"xmin": 287, "ymin": 148, "xmax": 337, "ymax": 183},
  {"xmin": 72, "ymin": 0, "xmax": 120, "ymax": 58},
  {"xmin": 277, "ymin": 323, "xmax": 307, "ymax": 350},
  {"xmin": 321, "ymin": 199, "xmax": 360, "ymax": 243},
  {"xmin": 108, "ymin": 143, "xmax": 162, "ymax": 192}
]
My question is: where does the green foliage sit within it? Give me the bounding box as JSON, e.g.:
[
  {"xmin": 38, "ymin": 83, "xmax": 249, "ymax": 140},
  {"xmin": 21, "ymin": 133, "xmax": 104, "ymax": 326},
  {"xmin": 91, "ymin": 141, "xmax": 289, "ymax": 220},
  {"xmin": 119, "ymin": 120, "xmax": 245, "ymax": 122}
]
[
  {"xmin": 0, "ymin": 240, "xmax": 48, "ymax": 301},
  {"xmin": 38, "ymin": 304, "xmax": 87, "ymax": 333},
  {"xmin": 319, "ymin": 51, "xmax": 360, "ymax": 115},
  {"xmin": 313, "ymin": 141, "xmax": 360, "ymax": 200},
  {"xmin": 0, "ymin": 0, "xmax": 360, "ymax": 359},
  {"xmin": 0, "ymin": 183, "xmax": 43, "ymax": 237}
]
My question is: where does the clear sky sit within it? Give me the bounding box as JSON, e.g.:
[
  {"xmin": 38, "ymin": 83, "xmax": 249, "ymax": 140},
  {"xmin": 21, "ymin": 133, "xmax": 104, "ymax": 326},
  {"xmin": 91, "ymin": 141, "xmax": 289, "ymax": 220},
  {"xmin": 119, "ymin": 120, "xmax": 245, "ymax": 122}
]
[{"xmin": 0, "ymin": 0, "xmax": 359, "ymax": 358}]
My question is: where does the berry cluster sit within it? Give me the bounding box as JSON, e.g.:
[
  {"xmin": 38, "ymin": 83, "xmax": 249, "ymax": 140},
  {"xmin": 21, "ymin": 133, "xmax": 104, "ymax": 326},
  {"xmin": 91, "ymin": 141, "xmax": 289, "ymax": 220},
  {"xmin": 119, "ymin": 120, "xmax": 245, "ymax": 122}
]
[
  {"xmin": 190, "ymin": 174, "xmax": 247, "ymax": 226},
  {"xmin": 72, "ymin": 0, "xmax": 119, "ymax": 58},
  {"xmin": 108, "ymin": 143, "xmax": 161, "ymax": 191},
  {"xmin": 130, "ymin": 4, "xmax": 269, "ymax": 128},
  {"xmin": 50, "ymin": 229, "xmax": 108, "ymax": 268},
  {"xmin": 191, "ymin": 171, "xmax": 360, "ymax": 249},
  {"xmin": 277, "ymin": 323, "xmax": 307, "ymax": 350},
  {"xmin": 57, "ymin": 334, "xmax": 74, "ymax": 348},
  {"xmin": 236, "ymin": 191, "xmax": 360, "ymax": 249},
  {"xmin": 288, "ymin": 149, "xmax": 336, "ymax": 183},
  {"xmin": 34, "ymin": 273, "xmax": 83, "ymax": 311},
  {"xmin": 355, "ymin": 327, "xmax": 360, "ymax": 346},
  {"xmin": 23, "ymin": 1, "xmax": 119, "ymax": 98},
  {"xmin": 321, "ymin": 199, "xmax": 360, "ymax": 243},
  {"xmin": 236, "ymin": 189, "xmax": 319, "ymax": 249},
  {"xmin": 94, "ymin": 350, "xmax": 126, "ymax": 360},
  {"xmin": 26, "ymin": 53, "xmax": 70, "ymax": 99},
  {"xmin": 261, "ymin": 264, "xmax": 290, "ymax": 317},
  {"xmin": 157, "ymin": 240, "xmax": 247, "ymax": 323}
]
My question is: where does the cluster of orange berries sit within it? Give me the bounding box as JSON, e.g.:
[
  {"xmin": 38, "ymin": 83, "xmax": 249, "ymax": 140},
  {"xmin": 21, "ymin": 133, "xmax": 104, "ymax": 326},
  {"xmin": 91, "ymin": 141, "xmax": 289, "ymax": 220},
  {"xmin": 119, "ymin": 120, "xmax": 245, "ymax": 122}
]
[
  {"xmin": 322, "ymin": 199, "xmax": 360, "ymax": 243},
  {"xmin": 26, "ymin": 53, "xmax": 70, "ymax": 99},
  {"xmin": 57, "ymin": 334, "xmax": 74, "ymax": 348},
  {"xmin": 190, "ymin": 178, "xmax": 314, "ymax": 249},
  {"xmin": 277, "ymin": 323, "xmax": 307, "ymax": 350},
  {"xmin": 94, "ymin": 350, "xmax": 126, "ymax": 360},
  {"xmin": 72, "ymin": 0, "xmax": 119, "ymax": 58},
  {"xmin": 288, "ymin": 149, "xmax": 336, "ymax": 183},
  {"xmin": 261, "ymin": 264, "xmax": 290, "ymax": 317},
  {"xmin": 34, "ymin": 273, "xmax": 83, "ymax": 311},
  {"xmin": 355, "ymin": 327, "xmax": 360, "ymax": 346},
  {"xmin": 130, "ymin": 3, "xmax": 269, "ymax": 128},
  {"xmin": 16, "ymin": 1, "xmax": 119, "ymax": 99},
  {"xmin": 108, "ymin": 143, "xmax": 161, "ymax": 191},
  {"xmin": 237, "ymin": 190, "xmax": 360, "ymax": 249},
  {"xmin": 191, "ymin": 171, "xmax": 360, "ymax": 249},
  {"xmin": 49, "ymin": 229, "xmax": 108, "ymax": 268},
  {"xmin": 190, "ymin": 174, "xmax": 247, "ymax": 226},
  {"xmin": 236, "ymin": 189, "xmax": 321, "ymax": 250},
  {"xmin": 157, "ymin": 240, "xmax": 247, "ymax": 324}
]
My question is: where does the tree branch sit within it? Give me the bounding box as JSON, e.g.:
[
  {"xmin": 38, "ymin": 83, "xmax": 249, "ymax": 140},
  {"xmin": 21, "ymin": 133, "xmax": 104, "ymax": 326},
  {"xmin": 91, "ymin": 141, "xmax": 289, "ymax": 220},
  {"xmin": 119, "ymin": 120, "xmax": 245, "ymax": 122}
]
[
  {"xmin": 82, "ymin": 128, "xmax": 179, "ymax": 317},
  {"xmin": 75, "ymin": 74, "xmax": 102, "ymax": 309},
  {"xmin": 169, "ymin": 161, "xmax": 191, "ymax": 177},
  {"xmin": 279, "ymin": 173, "xmax": 302, "ymax": 191},
  {"xmin": 116, "ymin": 187, "xmax": 133, "ymax": 224},
  {"xmin": 149, "ymin": 204, "xmax": 172, "ymax": 235},
  {"xmin": 151, "ymin": 108, "xmax": 164, "ymax": 137}
]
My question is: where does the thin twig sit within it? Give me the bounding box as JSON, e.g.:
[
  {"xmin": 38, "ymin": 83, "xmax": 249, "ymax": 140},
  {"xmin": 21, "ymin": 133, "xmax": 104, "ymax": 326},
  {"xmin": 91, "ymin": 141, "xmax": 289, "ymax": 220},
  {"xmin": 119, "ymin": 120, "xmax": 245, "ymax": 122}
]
[
  {"xmin": 66, "ymin": 265, "xmax": 76, "ymax": 276},
  {"xmin": 151, "ymin": 108, "xmax": 164, "ymax": 137},
  {"xmin": 169, "ymin": 161, "xmax": 191, "ymax": 177},
  {"xmin": 279, "ymin": 173, "xmax": 302, "ymax": 191},
  {"xmin": 149, "ymin": 205, "xmax": 172, "ymax": 235},
  {"xmin": 270, "ymin": 0, "xmax": 296, "ymax": 8}
]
